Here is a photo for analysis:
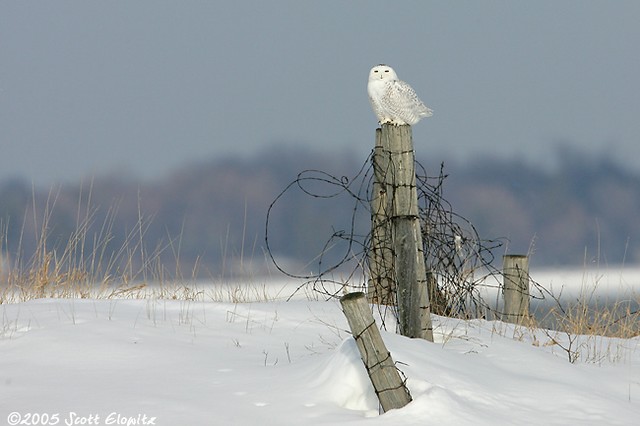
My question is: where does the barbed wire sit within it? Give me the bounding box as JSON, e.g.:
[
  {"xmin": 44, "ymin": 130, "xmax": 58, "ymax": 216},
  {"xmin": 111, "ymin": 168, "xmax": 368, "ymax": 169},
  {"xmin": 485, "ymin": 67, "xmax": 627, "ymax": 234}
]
[
  {"xmin": 265, "ymin": 152, "xmax": 640, "ymax": 338},
  {"xmin": 415, "ymin": 161, "xmax": 505, "ymax": 318},
  {"xmin": 265, "ymin": 150, "xmax": 517, "ymax": 320},
  {"xmin": 264, "ymin": 153, "xmax": 374, "ymax": 299}
]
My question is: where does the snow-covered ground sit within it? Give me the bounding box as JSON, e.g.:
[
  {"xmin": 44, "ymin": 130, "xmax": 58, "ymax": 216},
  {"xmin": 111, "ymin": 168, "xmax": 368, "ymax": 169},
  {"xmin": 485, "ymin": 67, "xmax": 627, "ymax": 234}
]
[{"xmin": 1, "ymin": 269, "xmax": 640, "ymax": 425}]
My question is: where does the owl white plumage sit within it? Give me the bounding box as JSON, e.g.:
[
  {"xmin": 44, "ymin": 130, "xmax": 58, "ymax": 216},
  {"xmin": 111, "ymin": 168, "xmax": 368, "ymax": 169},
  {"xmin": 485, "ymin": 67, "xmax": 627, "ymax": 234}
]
[{"xmin": 367, "ymin": 64, "xmax": 433, "ymax": 126}]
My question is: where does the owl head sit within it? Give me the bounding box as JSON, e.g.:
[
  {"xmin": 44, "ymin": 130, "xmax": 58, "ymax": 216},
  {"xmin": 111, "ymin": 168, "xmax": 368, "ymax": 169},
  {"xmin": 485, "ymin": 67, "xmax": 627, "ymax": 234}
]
[{"xmin": 369, "ymin": 64, "xmax": 399, "ymax": 82}]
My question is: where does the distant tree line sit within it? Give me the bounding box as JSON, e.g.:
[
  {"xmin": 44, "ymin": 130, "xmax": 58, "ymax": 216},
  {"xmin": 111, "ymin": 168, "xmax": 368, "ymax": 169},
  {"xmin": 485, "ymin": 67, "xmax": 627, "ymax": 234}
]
[
  {"xmin": 443, "ymin": 147, "xmax": 640, "ymax": 267},
  {"xmin": 0, "ymin": 145, "xmax": 638, "ymax": 281}
]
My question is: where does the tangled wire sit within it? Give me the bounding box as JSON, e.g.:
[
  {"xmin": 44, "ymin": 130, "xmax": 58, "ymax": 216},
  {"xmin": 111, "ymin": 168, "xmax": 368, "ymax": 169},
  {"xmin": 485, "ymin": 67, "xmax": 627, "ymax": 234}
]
[
  {"xmin": 265, "ymin": 151, "xmax": 506, "ymax": 319},
  {"xmin": 417, "ymin": 162, "xmax": 511, "ymax": 318}
]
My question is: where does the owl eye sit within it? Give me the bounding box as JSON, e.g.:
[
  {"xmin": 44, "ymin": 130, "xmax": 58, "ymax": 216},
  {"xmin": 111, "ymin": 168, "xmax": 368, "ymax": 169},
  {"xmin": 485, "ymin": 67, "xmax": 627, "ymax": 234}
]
[
  {"xmin": 374, "ymin": 70, "xmax": 378, "ymax": 73},
  {"xmin": 384, "ymin": 69, "xmax": 389, "ymax": 72}
]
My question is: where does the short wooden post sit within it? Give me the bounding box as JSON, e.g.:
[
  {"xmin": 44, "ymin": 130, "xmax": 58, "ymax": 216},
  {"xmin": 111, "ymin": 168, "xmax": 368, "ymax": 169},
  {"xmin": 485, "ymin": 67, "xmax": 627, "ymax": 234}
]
[
  {"xmin": 368, "ymin": 129, "xmax": 395, "ymax": 305},
  {"xmin": 502, "ymin": 255, "xmax": 530, "ymax": 324},
  {"xmin": 340, "ymin": 292, "xmax": 412, "ymax": 412},
  {"xmin": 381, "ymin": 124, "xmax": 434, "ymax": 341}
]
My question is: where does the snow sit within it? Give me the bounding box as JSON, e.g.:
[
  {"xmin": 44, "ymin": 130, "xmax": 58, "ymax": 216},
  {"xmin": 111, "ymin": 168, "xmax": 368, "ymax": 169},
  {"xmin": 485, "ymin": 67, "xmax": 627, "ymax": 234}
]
[{"xmin": 1, "ymin": 275, "xmax": 640, "ymax": 425}]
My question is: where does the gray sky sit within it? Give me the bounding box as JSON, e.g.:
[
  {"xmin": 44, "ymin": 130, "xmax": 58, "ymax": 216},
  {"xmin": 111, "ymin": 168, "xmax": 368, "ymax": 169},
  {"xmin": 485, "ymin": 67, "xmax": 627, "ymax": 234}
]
[{"xmin": 2, "ymin": 1, "xmax": 640, "ymax": 185}]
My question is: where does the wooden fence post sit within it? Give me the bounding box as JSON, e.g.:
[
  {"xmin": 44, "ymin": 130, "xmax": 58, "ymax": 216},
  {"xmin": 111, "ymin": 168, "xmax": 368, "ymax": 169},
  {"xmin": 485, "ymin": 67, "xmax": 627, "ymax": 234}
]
[
  {"xmin": 381, "ymin": 124, "xmax": 434, "ymax": 341},
  {"xmin": 502, "ymin": 254, "xmax": 530, "ymax": 324},
  {"xmin": 340, "ymin": 292, "xmax": 412, "ymax": 412},
  {"xmin": 368, "ymin": 128, "xmax": 395, "ymax": 305}
]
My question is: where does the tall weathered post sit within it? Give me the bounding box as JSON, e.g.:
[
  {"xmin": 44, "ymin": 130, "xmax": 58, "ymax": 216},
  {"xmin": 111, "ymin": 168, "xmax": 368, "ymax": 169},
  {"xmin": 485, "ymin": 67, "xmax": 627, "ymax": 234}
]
[
  {"xmin": 502, "ymin": 254, "xmax": 530, "ymax": 324},
  {"xmin": 382, "ymin": 124, "xmax": 434, "ymax": 341},
  {"xmin": 368, "ymin": 129, "xmax": 395, "ymax": 305}
]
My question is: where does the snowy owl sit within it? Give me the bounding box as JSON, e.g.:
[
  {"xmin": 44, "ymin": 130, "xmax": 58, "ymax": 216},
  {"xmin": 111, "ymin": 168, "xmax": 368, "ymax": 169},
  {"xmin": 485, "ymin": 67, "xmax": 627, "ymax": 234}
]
[{"xmin": 367, "ymin": 64, "xmax": 433, "ymax": 126}]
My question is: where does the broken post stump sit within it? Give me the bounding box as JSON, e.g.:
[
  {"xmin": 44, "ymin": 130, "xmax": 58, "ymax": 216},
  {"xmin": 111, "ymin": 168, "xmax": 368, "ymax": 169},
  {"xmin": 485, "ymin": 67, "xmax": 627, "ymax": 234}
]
[{"xmin": 502, "ymin": 254, "xmax": 530, "ymax": 324}]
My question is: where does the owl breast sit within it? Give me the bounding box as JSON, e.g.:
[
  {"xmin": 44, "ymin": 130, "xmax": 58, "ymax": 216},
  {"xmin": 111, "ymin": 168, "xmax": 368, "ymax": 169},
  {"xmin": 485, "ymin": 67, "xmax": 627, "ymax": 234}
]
[{"xmin": 367, "ymin": 65, "xmax": 433, "ymax": 126}]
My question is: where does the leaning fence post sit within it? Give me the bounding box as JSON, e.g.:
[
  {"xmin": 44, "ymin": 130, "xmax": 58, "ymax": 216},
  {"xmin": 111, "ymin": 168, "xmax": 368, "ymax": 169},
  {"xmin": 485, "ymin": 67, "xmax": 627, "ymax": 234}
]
[
  {"xmin": 340, "ymin": 292, "xmax": 412, "ymax": 413},
  {"xmin": 502, "ymin": 254, "xmax": 530, "ymax": 324}
]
